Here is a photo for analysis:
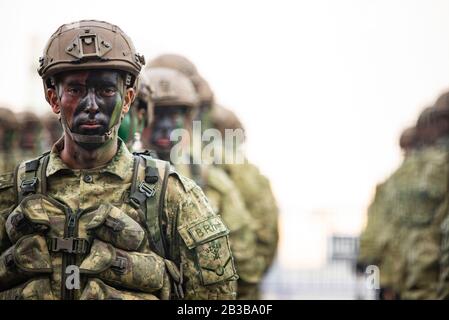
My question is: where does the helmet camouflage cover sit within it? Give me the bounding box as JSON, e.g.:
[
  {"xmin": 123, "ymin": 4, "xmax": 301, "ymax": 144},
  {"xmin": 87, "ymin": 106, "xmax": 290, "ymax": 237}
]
[
  {"xmin": 145, "ymin": 67, "xmax": 200, "ymax": 122},
  {"xmin": 148, "ymin": 54, "xmax": 214, "ymax": 108}
]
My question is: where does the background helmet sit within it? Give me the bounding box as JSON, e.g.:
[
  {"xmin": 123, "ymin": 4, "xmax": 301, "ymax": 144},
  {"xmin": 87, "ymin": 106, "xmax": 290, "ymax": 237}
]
[
  {"xmin": 210, "ymin": 104, "xmax": 245, "ymax": 137},
  {"xmin": 148, "ymin": 54, "xmax": 214, "ymax": 109},
  {"xmin": 146, "ymin": 67, "xmax": 200, "ymax": 120},
  {"xmin": 399, "ymin": 126, "xmax": 417, "ymax": 151},
  {"xmin": 0, "ymin": 107, "xmax": 18, "ymax": 131}
]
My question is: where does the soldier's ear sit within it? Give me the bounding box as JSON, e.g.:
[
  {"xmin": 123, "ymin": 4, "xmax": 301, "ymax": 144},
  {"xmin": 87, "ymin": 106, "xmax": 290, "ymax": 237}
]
[
  {"xmin": 122, "ymin": 88, "xmax": 135, "ymax": 115},
  {"xmin": 47, "ymin": 89, "xmax": 60, "ymax": 115}
]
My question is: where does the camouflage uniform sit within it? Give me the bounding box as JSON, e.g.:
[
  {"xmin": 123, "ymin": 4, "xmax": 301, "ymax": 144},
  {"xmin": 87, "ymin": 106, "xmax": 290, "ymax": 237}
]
[
  {"xmin": 0, "ymin": 20, "xmax": 237, "ymax": 300},
  {"xmin": 41, "ymin": 111, "xmax": 63, "ymax": 150},
  {"xmin": 0, "ymin": 107, "xmax": 19, "ymax": 174},
  {"xmin": 357, "ymin": 127, "xmax": 420, "ymax": 298},
  {"xmin": 398, "ymin": 139, "xmax": 449, "ymax": 299},
  {"xmin": 142, "ymin": 67, "xmax": 261, "ymax": 299},
  {"xmin": 0, "ymin": 139, "xmax": 237, "ymax": 299},
  {"xmin": 399, "ymin": 95, "xmax": 449, "ymax": 300},
  {"xmin": 16, "ymin": 112, "xmax": 44, "ymax": 163},
  {"xmin": 210, "ymin": 104, "xmax": 279, "ymax": 299}
]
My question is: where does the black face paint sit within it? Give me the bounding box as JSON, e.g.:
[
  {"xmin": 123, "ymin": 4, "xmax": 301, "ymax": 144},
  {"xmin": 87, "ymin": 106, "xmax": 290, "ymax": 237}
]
[
  {"xmin": 58, "ymin": 70, "xmax": 126, "ymax": 150},
  {"xmin": 151, "ymin": 105, "xmax": 188, "ymax": 158}
]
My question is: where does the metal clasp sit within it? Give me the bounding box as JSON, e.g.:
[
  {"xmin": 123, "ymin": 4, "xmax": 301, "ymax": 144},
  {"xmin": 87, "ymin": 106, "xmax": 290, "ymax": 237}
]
[{"xmin": 138, "ymin": 181, "xmax": 156, "ymax": 198}]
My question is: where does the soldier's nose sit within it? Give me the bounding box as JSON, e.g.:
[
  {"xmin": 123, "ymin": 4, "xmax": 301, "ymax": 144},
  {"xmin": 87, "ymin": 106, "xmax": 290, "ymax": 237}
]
[{"xmin": 84, "ymin": 92, "xmax": 99, "ymax": 115}]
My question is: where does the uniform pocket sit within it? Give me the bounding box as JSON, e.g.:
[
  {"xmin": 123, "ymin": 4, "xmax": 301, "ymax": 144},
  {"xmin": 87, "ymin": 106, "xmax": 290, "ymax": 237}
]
[
  {"xmin": 0, "ymin": 277, "xmax": 55, "ymax": 300},
  {"xmin": 0, "ymin": 235, "xmax": 53, "ymax": 290},
  {"xmin": 84, "ymin": 203, "xmax": 146, "ymax": 251},
  {"xmin": 79, "ymin": 239, "xmax": 167, "ymax": 293},
  {"xmin": 5, "ymin": 195, "xmax": 66, "ymax": 243},
  {"xmin": 80, "ymin": 278, "xmax": 159, "ymax": 300}
]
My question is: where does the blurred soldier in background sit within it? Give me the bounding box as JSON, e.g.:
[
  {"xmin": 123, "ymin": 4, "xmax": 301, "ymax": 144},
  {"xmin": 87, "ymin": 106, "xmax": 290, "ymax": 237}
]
[
  {"xmin": 357, "ymin": 126, "xmax": 419, "ymax": 300},
  {"xmin": 41, "ymin": 111, "xmax": 63, "ymax": 150},
  {"xmin": 0, "ymin": 107, "xmax": 19, "ymax": 174},
  {"xmin": 140, "ymin": 67, "xmax": 263, "ymax": 299},
  {"xmin": 359, "ymin": 92, "xmax": 449, "ymax": 300},
  {"xmin": 117, "ymin": 74, "xmax": 151, "ymax": 152},
  {"xmin": 148, "ymin": 54, "xmax": 280, "ymax": 299},
  {"xmin": 16, "ymin": 111, "xmax": 43, "ymax": 162},
  {"xmin": 398, "ymin": 96, "xmax": 449, "ymax": 299},
  {"xmin": 209, "ymin": 104, "xmax": 280, "ymax": 296}
]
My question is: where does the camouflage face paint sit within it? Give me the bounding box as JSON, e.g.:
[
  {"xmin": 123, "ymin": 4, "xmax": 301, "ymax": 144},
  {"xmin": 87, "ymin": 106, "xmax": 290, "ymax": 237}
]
[
  {"xmin": 150, "ymin": 105, "xmax": 188, "ymax": 157},
  {"xmin": 57, "ymin": 70, "xmax": 126, "ymax": 150}
]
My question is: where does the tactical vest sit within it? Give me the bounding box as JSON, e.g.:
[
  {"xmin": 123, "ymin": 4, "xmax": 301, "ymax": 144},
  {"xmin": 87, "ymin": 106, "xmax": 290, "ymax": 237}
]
[{"xmin": 1, "ymin": 150, "xmax": 183, "ymax": 300}]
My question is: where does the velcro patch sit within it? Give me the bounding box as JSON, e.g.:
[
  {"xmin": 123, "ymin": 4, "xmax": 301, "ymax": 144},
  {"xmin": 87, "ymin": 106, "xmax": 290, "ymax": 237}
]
[{"xmin": 178, "ymin": 215, "xmax": 229, "ymax": 249}]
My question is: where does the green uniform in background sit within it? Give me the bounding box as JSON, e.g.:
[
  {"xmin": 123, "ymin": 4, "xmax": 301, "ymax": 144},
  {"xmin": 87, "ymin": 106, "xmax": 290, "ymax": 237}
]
[{"xmin": 397, "ymin": 139, "xmax": 449, "ymax": 299}]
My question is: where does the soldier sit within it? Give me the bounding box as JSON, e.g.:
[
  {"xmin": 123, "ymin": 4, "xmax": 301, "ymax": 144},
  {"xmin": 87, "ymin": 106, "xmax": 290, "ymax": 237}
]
[
  {"xmin": 149, "ymin": 54, "xmax": 280, "ymax": 299},
  {"xmin": 0, "ymin": 107, "xmax": 19, "ymax": 174},
  {"xmin": 359, "ymin": 94, "xmax": 449, "ymax": 300},
  {"xmin": 398, "ymin": 99, "xmax": 449, "ymax": 299},
  {"xmin": 41, "ymin": 111, "xmax": 63, "ymax": 150},
  {"xmin": 117, "ymin": 72, "xmax": 151, "ymax": 152},
  {"xmin": 357, "ymin": 126, "xmax": 419, "ymax": 300},
  {"xmin": 16, "ymin": 111, "xmax": 44, "ymax": 162},
  {"xmin": 140, "ymin": 67, "xmax": 262, "ymax": 300},
  {"xmin": 0, "ymin": 20, "xmax": 237, "ymax": 300},
  {"xmin": 209, "ymin": 104, "xmax": 280, "ymax": 295}
]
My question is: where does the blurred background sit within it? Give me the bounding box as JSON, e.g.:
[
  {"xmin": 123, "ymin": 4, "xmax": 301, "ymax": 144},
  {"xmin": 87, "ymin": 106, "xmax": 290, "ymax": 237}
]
[{"xmin": 1, "ymin": 0, "xmax": 449, "ymax": 299}]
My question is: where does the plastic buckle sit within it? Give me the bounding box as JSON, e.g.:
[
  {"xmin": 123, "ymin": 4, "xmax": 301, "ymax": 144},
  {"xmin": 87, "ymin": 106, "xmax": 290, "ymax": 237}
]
[
  {"xmin": 20, "ymin": 177, "xmax": 38, "ymax": 195},
  {"xmin": 105, "ymin": 217, "xmax": 125, "ymax": 232},
  {"xmin": 48, "ymin": 237, "xmax": 89, "ymax": 254},
  {"xmin": 139, "ymin": 181, "xmax": 156, "ymax": 198},
  {"xmin": 111, "ymin": 256, "xmax": 128, "ymax": 274}
]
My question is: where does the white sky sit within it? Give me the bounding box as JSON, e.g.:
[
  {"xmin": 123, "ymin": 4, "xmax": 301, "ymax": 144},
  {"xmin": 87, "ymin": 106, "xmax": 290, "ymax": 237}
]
[{"xmin": 1, "ymin": 0, "xmax": 449, "ymax": 268}]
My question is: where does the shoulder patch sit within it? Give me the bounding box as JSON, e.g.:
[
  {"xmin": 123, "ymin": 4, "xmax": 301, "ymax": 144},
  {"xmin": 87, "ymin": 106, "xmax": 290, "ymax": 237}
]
[
  {"xmin": 0, "ymin": 172, "xmax": 14, "ymax": 190},
  {"xmin": 178, "ymin": 215, "xmax": 229, "ymax": 249}
]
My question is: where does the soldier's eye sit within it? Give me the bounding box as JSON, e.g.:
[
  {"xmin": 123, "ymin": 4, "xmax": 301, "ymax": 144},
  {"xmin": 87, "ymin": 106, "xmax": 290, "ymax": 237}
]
[
  {"xmin": 99, "ymin": 87, "xmax": 117, "ymax": 97},
  {"xmin": 66, "ymin": 86, "xmax": 85, "ymax": 97}
]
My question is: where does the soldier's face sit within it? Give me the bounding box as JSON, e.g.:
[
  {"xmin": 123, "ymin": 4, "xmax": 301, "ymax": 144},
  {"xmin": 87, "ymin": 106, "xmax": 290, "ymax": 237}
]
[
  {"xmin": 47, "ymin": 70, "xmax": 134, "ymax": 149},
  {"xmin": 149, "ymin": 105, "xmax": 188, "ymax": 154},
  {"xmin": 57, "ymin": 70, "xmax": 125, "ymax": 135}
]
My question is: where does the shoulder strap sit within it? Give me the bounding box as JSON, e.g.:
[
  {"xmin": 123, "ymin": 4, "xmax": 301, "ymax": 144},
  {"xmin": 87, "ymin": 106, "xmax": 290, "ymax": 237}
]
[
  {"xmin": 129, "ymin": 152, "xmax": 172, "ymax": 259},
  {"xmin": 14, "ymin": 152, "xmax": 50, "ymax": 204},
  {"xmin": 129, "ymin": 151, "xmax": 186, "ymax": 299}
]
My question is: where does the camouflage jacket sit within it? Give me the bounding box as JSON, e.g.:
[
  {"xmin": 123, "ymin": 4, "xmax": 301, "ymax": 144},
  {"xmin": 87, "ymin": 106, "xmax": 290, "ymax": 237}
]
[
  {"xmin": 220, "ymin": 160, "xmax": 279, "ymax": 275},
  {"xmin": 0, "ymin": 139, "xmax": 237, "ymax": 300}
]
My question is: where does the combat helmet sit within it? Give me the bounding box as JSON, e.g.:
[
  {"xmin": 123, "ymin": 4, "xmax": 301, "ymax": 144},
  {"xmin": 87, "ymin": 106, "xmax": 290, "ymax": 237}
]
[
  {"xmin": 0, "ymin": 107, "xmax": 18, "ymax": 130},
  {"xmin": 148, "ymin": 54, "xmax": 214, "ymax": 109},
  {"xmin": 145, "ymin": 67, "xmax": 200, "ymax": 123}
]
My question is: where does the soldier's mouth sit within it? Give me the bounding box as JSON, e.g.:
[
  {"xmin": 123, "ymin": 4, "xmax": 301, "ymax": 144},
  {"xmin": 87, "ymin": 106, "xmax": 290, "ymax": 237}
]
[
  {"xmin": 80, "ymin": 123, "xmax": 102, "ymax": 129},
  {"xmin": 155, "ymin": 138, "xmax": 171, "ymax": 148}
]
